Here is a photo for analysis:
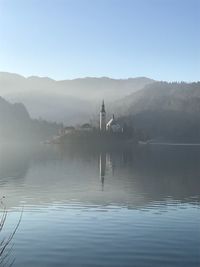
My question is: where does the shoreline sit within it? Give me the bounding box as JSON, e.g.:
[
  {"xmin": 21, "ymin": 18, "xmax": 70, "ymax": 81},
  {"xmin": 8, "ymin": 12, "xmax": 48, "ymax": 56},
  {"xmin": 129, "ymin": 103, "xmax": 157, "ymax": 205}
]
[{"xmin": 139, "ymin": 141, "xmax": 200, "ymax": 147}]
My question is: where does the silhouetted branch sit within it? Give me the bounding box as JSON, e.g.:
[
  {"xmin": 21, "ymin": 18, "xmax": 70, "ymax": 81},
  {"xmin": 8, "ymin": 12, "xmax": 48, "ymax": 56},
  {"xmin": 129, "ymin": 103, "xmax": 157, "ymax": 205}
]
[{"xmin": 0, "ymin": 197, "xmax": 23, "ymax": 266}]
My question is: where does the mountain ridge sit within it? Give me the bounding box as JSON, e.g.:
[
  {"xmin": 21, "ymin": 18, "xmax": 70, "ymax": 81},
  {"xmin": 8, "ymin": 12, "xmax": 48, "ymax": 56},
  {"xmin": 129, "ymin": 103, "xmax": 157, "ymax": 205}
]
[{"xmin": 0, "ymin": 72, "xmax": 155, "ymax": 123}]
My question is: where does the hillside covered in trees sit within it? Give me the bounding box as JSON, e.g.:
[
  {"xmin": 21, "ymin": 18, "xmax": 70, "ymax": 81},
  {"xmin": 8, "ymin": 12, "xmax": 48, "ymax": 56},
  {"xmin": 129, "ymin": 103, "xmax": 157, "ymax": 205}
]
[
  {"xmin": 116, "ymin": 82, "xmax": 200, "ymax": 142},
  {"xmin": 0, "ymin": 96, "xmax": 60, "ymax": 143}
]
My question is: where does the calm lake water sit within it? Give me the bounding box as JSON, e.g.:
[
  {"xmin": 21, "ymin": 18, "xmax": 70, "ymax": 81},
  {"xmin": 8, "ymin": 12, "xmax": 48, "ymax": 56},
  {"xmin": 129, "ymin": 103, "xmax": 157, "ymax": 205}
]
[{"xmin": 0, "ymin": 144, "xmax": 199, "ymax": 266}]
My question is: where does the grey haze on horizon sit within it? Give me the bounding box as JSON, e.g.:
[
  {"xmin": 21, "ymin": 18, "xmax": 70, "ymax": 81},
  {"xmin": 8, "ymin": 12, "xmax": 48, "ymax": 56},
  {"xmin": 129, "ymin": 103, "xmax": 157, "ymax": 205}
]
[
  {"xmin": 1, "ymin": 72, "xmax": 199, "ymax": 126},
  {"xmin": 0, "ymin": 72, "xmax": 155, "ymax": 124}
]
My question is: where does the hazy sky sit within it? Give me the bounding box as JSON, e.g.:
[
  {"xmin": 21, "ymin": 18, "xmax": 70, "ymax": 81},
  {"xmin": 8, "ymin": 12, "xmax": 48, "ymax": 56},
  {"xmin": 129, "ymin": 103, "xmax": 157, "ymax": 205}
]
[{"xmin": 0, "ymin": 0, "xmax": 199, "ymax": 81}]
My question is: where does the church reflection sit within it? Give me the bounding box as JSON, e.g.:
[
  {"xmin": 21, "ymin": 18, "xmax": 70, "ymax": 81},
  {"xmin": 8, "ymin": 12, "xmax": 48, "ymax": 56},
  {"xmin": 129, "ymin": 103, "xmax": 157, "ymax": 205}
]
[
  {"xmin": 99, "ymin": 152, "xmax": 117, "ymax": 191},
  {"xmin": 99, "ymin": 153, "xmax": 106, "ymax": 191},
  {"xmin": 1, "ymin": 144, "xmax": 200, "ymax": 209}
]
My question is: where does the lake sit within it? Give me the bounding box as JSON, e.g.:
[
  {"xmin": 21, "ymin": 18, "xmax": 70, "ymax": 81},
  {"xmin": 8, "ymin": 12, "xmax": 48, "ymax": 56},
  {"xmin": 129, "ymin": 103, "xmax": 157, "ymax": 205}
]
[{"xmin": 0, "ymin": 144, "xmax": 199, "ymax": 266}]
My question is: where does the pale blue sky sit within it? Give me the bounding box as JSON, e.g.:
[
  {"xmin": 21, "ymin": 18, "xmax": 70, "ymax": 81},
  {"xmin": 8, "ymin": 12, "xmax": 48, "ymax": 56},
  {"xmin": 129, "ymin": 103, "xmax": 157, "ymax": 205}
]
[{"xmin": 0, "ymin": 0, "xmax": 199, "ymax": 81}]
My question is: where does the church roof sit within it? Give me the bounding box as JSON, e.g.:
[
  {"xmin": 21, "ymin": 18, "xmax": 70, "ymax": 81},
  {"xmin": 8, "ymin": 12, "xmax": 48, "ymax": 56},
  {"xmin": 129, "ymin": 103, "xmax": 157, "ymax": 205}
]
[{"xmin": 106, "ymin": 115, "xmax": 119, "ymax": 127}]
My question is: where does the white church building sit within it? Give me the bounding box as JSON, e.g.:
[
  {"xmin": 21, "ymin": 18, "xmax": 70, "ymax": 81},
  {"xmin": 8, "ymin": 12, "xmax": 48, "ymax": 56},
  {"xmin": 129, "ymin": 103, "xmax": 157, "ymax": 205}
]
[{"xmin": 99, "ymin": 101, "xmax": 122, "ymax": 133}]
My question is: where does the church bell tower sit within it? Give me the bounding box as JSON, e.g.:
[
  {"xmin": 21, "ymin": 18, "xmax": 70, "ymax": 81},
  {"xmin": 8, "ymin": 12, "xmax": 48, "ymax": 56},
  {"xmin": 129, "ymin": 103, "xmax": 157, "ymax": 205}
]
[{"xmin": 100, "ymin": 100, "xmax": 106, "ymax": 132}]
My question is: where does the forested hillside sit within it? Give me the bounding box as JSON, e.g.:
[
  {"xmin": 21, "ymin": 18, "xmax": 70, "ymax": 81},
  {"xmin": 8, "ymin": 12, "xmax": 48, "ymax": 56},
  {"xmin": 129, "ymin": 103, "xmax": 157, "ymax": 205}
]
[
  {"xmin": 116, "ymin": 82, "xmax": 200, "ymax": 142},
  {"xmin": 0, "ymin": 96, "xmax": 60, "ymax": 143}
]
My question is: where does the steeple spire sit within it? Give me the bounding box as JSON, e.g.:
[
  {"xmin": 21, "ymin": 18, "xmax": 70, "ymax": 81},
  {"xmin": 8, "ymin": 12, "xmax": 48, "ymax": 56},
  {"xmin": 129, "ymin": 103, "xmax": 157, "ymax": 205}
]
[
  {"xmin": 101, "ymin": 100, "xmax": 105, "ymax": 113},
  {"xmin": 100, "ymin": 100, "xmax": 106, "ymax": 131}
]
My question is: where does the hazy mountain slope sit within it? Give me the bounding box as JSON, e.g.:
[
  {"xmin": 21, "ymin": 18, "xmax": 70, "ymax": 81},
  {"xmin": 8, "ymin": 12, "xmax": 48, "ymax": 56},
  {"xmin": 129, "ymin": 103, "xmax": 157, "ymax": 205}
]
[
  {"xmin": 114, "ymin": 82, "xmax": 200, "ymax": 116},
  {"xmin": 115, "ymin": 82, "xmax": 200, "ymax": 142},
  {"xmin": 0, "ymin": 72, "xmax": 154, "ymax": 123},
  {"xmin": 57, "ymin": 76, "xmax": 155, "ymax": 100},
  {"xmin": 0, "ymin": 96, "xmax": 60, "ymax": 142},
  {"xmin": 6, "ymin": 91, "xmax": 92, "ymax": 124}
]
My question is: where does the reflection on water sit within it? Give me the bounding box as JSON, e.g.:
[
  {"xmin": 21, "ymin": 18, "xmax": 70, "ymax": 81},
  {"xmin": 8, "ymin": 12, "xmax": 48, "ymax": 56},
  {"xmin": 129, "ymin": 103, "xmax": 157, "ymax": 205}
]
[
  {"xmin": 0, "ymin": 144, "xmax": 200, "ymax": 266},
  {"xmin": 99, "ymin": 153, "xmax": 106, "ymax": 191}
]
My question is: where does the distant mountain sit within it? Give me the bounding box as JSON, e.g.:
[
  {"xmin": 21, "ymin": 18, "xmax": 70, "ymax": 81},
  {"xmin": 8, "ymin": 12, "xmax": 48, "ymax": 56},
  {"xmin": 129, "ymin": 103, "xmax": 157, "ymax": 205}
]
[
  {"xmin": 0, "ymin": 96, "xmax": 60, "ymax": 143},
  {"xmin": 1, "ymin": 77, "xmax": 200, "ymax": 142},
  {"xmin": 0, "ymin": 72, "xmax": 154, "ymax": 124},
  {"xmin": 115, "ymin": 82, "xmax": 200, "ymax": 142},
  {"xmin": 114, "ymin": 82, "xmax": 200, "ymax": 115}
]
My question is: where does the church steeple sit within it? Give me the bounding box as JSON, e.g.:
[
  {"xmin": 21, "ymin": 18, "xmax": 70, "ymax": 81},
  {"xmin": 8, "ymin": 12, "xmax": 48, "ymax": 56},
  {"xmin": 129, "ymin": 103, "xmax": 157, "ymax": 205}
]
[
  {"xmin": 100, "ymin": 100, "xmax": 106, "ymax": 131},
  {"xmin": 101, "ymin": 100, "xmax": 105, "ymax": 113}
]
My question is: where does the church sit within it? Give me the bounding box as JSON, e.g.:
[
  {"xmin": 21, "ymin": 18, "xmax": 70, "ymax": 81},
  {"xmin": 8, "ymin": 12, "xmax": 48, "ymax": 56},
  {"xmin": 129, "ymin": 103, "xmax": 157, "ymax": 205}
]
[{"xmin": 99, "ymin": 101, "xmax": 122, "ymax": 133}]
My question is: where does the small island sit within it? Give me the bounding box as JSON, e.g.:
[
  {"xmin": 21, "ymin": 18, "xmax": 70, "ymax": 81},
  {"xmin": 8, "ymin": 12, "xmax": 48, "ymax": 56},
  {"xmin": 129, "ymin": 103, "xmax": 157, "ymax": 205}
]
[{"xmin": 48, "ymin": 101, "xmax": 138, "ymax": 149}]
